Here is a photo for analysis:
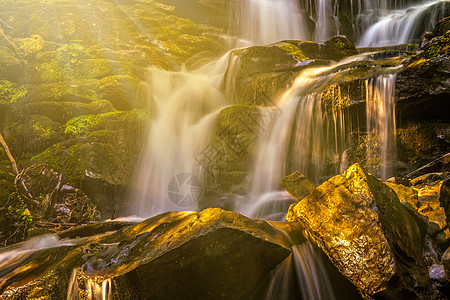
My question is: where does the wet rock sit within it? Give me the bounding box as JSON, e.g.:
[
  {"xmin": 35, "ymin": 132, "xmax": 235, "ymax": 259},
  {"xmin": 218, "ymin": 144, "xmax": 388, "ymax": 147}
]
[
  {"xmin": 397, "ymin": 126, "xmax": 450, "ymax": 175},
  {"xmin": 385, "ymin": 181, "xmax": 419, "ymax": 208},
  {"xmin": 286, "ymin": 163, "xmax": 431, "ymax": 298},
  {"xmin": 201, "ymin": 105, "xmax": 261, "ymax": 203},
  {"xmin": 396, "ymin": 32, "xmax": 450, "ymax": 121},
  {"xmin": 226, "ymin": 36, "xmax": 357, "ymax": 105},
  {"xmin": 443, "ymin": 246, "xmax": 450, "ymax": 280},
  {"xmin": 431, "ymin": 16, "xmax": 450, "ymax": 38},
  {"xmin": 0, "ymin": 209, "xmax": 296, "ymax": 299},
  {"xmin": 406, "ymin": 152, "xmax": 450, "ymax": 179},
  {"xmin": 279, "ymin": 171, "xmax": 316, "ymax": 202},
  {"xmin": 439, "ymin": 176, "xmax": 450, "ymax": 226}
]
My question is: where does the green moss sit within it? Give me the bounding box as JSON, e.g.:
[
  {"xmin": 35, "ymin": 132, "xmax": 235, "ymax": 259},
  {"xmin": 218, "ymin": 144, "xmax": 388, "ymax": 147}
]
[
  {"xmin": 31, "ymin": 115, "xmax": 59, "ymax": 139},
  {"xmin": 0, "ymin": 79, "xmax": 28, "ymax": 103},
  {"xmin": 277, "ymin": 43, "xmax": 307, "ymax": 61},
  {"xmin": 64, "ymin": 111, "xmax": 126, "ymax": 138},
  {"xmin": 14, "ymin": 35, "xmax": 44, "ymax": 58},
  {"xmin": 422, "ymin": 31, "xmax": 450, "ymax": 58},
  {"xmin": 65, "ymin": 115, "xmax": 100, "ymax": 137}
]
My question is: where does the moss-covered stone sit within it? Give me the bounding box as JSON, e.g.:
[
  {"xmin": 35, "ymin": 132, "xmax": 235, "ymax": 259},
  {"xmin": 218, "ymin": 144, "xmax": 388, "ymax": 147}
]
[
  {"xmin": 0, "ymin": 79, "xmax": 28, "ymax": 103},
  {"xmin": 200, "ymin": 105, "xmax": 260, "ymax": 203},
  {"xmin": 29, "ymin": 109, "xmax": 149, "ymax": 214}
]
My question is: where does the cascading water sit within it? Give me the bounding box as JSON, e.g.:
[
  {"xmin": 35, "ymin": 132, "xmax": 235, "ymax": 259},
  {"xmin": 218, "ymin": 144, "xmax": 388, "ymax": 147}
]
[
  {"xmin": 130, "ymin": 55, "xmax": 231, "ymax": 216},
  {"xmin": 358, "ymin": 0, "xmax": 449, "ymax": 47},
  {"xmin": 365, "ymin": 74, "xmax": 397, "ymax": 179},
  {"xmin": 236, "ymin": 0, "xmax": 310, "ymax": 44}
]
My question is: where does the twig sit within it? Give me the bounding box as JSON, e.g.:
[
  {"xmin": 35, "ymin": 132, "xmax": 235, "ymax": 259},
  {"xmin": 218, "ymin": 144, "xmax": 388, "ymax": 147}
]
[
  {"xmin": 0, "ymin": 132, "xmax": 33, "ymax": 199},
  {"xmin": 0, "ymin": 132, "xmax": 19, "ymax": 175},
  {"xmin": 4, "ymin": 226, "xmax": 20, "ymax": 246},
  {"xmin": 0, "ymin": 27, "xmax": 18, "ymax": 55},
  {"xmin": 0, "ymin": 18, "xmax": 12, "ymax": 30},
  {"xmin": 110, "ymin": 208, "xmax": 117, "ymax": 220}
]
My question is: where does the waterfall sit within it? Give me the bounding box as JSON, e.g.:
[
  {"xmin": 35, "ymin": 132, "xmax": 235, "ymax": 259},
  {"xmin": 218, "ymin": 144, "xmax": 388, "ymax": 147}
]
[
  {"xmin": 263, "ymin": 242, "xmax": 336, "ymax": 300},
  {"xmin": 365, "ymin": 74, "xmax": 397, "ymax": 179},
  {"xmin": 130, "ymin": 54, "xmax": 232, "ymax": 216},
  {"xmin": 358, "ymin": 0, "xmax": 448, "ymax": 47},
  {"xmin": 236, "ymin": 0, "xmax": 310, "ymax": 44},
  {"xmin": 236, "ymin": 53, "xmax": 375, "ymax": 219}
]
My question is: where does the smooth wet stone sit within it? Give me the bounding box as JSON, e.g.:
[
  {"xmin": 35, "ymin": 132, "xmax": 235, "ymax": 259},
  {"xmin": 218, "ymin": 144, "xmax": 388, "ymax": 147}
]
[
  {"xmin": 1, "ymin": 208, "xmax": 297, "ymax": 300},
  {"xmin": 279, "ymin": 171, "xmax": 316, "ymax": 202},
  {"xmin": 285, "ymin": 163, "xmax": 430, "ymax": 297}
]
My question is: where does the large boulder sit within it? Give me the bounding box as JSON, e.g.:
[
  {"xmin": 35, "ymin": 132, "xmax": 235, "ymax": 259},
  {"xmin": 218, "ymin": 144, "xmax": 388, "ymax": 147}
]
[
  {"xmin": 0, "ymin": 208, "xmax": 296, "ymax": 299},
  {"xmin": 285, "ymin": 164, "xmax": 433, "ymax": 298},
  {"xmin": 226, "ymin": 36, "xmax": 357, "ymax": 105}
]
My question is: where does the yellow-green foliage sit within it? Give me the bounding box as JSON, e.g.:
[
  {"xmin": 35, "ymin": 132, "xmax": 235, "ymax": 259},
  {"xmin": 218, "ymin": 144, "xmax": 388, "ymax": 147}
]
[
  {"xmin": 65, "ymin": 114, "xmax": 100, "ymax": 137},
  {"xmin": 423, "ymin": 32, "xmax": 450, "ymax": 58},
  {"xmin": 0, "ymin": 80, "xmax": 28, "ymax": 103},
  {"xmin": 64, "ymin": 111, "xmax": 125, "ymax": 137},
  {"xmin": 39, "ymin": 42, "xmax": 88, "ymax": 82},
  {"xmin": 407, "ymin": 58, "xmax": 430, "ymax": 68},
  {"xmin": 31, "ymin": 115, "xmax": 58, "ymax": 139},
  {"xmin": 14, "ymin": 35, "xmax": 44, "ymax": 57},
  {"xmin": 278, "ymin": 43, "xmax": 307, "ymax": 61}
]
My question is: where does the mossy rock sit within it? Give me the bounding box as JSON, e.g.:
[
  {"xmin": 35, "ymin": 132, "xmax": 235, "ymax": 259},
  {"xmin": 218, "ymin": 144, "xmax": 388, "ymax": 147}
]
[
  {"xmin": 0, "ymin": 46, "xmax": 23, "ymax": 81},
  {"xmin": 227, "ymin": 42, "xmax": 326, "ymax": 105},
  {"xmin": 30, "ymin": 109, "xmax": 150, "ymax": 213},
  {"xmin": 396, "ymin": 32, "xmax": 450, "ymax": 121},
  {"xmin": 22, "ymin": 100, "xmax": 115, "ymax": 123},
  {"xmin": 200, "ymin": 105, "xmax": 260, "ymax": 203},
  {"xmin": 0, "ymin": 79, "xmax": 28, "ymax": 103},
  {"xmin": 20, "ymin": 81, "xmax": 100, "ymax": 104},
  {"xmin": 97, "ymin": 75, "xmax": 144, "ymax": 110}
]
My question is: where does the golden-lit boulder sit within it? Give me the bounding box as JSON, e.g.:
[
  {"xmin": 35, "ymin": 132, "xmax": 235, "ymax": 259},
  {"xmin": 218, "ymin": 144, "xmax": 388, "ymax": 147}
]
[
  {"xmin": 385, "ymin": 181, "xmax": 419, "ymax": 208},
  {"xmin": 1, "ymin": 208, "xmax": 296, "ymax": 299},
  {"xmin": 285, "ymin": 163, "xmax": 430, "ymax": 298}
]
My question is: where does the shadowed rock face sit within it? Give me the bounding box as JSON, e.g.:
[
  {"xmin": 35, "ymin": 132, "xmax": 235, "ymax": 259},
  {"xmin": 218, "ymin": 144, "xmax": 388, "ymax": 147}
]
[
  {"xmin": 0, "ymin": 208, "xmax": 297, "ymax": 299},
  {"xmin": 285, "ymin": 163, "xmax": 430, "ymax": 298}
]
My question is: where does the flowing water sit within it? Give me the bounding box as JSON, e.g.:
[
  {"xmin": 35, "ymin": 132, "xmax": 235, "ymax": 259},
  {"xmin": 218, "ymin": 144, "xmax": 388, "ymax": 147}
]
[
  {"xmin": 2, "ymin": 0, "xmax": 446, "ymax": 299},
  {"xmin": 237, "ymin": 0, "xmax": 310, "ymax": 44},
  {"xmin": 358, "ymin": 0, "xmax": 448, "ymax": 47},
  {"xmin": 365, "ymin": 74, "xmax": 397, "ymax": 179}
]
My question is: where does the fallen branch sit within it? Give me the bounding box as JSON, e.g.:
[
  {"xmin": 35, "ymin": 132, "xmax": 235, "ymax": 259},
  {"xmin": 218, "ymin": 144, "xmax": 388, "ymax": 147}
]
[
  {"xmin": 0, "ymin": 27, "xmax": 18, "ymax": 55},
  {"xmin": 0, "ymin": 18, "xmax": 12, "ymax": 30},
  {"xmin": 0, "ymin": 132, "xmax": 33, "ymax": 199},
  {"xmin": 0, "ymin": 132, "xmax": 19, "ymax": 175}
]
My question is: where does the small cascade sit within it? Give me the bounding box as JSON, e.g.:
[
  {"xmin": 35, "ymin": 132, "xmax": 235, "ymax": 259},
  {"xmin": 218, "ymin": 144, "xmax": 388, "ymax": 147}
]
[
  {"xmin": 236, "ymin": 0, "xmax": 310, "ymax": 44},
  {"xmin": 314, "ymin": 0, "xmax": 336, "ymax": 41},
  {"xmin": 67, "ymin": 269, "xmax": 112, "ymax": 300},
  {"xmin": 262, "ymin": 236, "xmax": 336, "ymax": 300},
  {"xmin": 365, "ymin": 74, "xmax": 397, "ymax": 179},
  {"xmin": 130, "ymin": 53, "xmax": 233, "ymax": 217},
  {"xmin": 358, "ymin": 0, "xmax": 448, "ymax": 47}
]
